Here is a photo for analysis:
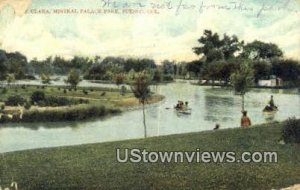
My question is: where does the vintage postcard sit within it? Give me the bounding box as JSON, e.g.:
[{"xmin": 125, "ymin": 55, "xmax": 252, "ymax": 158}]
[{"xmin": 0, "ymin": 0, "xmax": 299, "ymax": 189}]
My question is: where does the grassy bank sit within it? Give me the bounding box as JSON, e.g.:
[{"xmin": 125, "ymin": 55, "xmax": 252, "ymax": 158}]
[
  {"xmin": 0, "ymin": 85, "xmax": 164, "ymax": 123},
  {"xmin": 0, "ymin": 121, "xmax": 299, "ymax": 189}
]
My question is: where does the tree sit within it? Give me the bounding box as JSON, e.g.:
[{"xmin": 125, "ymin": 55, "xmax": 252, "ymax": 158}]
[
  {"xmin": 221, "ymin": 34, "xmax": 243, "ymax": 60},
  {"xmin": 271, "ymin": 59, "xmax": 300, "ymax": 84},
  {"xmin": 186, "ymin": 60, "xmax": 203, "ymax": 78},
  {"xmin": 206, "ymin": 49, "xmax": 224, "ymax": 63},
  {"xmin": 193, "ymin": 30, "xmax": 223, "ymax": 57},
  {"xmin": 84, "ymin": 63, "xmax": 106, "ymax": 80},
  {"xmin": 114, "ymin": 73, "xmax": 125, "ymax": 88},
  {"xmin": 131, "ymin": 73, "xmax": 151, "ymax": 138},
  {"xmin": 6, "ymin": 51, "xmax": 28, "ymax": 79},
  {"xmin": 152, "ymin": 69, "xmax": 162, "ymax": 84},
  {"xmin": 230, "ymin": 60, "xmax": 254, "ymax": 111},
  {"xmin": 193, "ymin": 30, "xmax": 243, "ymax": 62},
  {"xmin": 31, "ymin": 91, "xmax": 46, "ymax": 104},
  {"xmin": 252, "ymin": 61, "xmax": 271, "ymax": 84},
  {"xmin": 114, "ymin": 73, "xmax": 126, "ymax": 96},
  {"xmin": 124, "ymin": 58, "xmax": 156, "ymax": 72},
  {"xmin": 162, "ymin": 60, "xmax": 175, "ymax": 75},
  {"xmin": 6, "ymin": 74, "xmax": 15, "ymax": 87},
  {"xmin": 65, "ymin": 69, "xmax": 81, "ymax": 89},
  {"xmin": 241, "ymin": 40, "xmax": 283, "ymax": 60},
  {"xmin": 202, "ymin": 61, "xmax": 223, "ymax": 86},
  {"xmin": 41, "ymin": 73, "xmax": 51, "ymax": 84},
  {"xmin": 0, "ymin": 50, "xmax": 8, "ymax": 80},
  {"xmin": 152, "ymin": 69, "xmax": 162, "ymax": 91},
  {"xmin": 219, "ymin": 61, "xmax": 238, "ymax": 85}
]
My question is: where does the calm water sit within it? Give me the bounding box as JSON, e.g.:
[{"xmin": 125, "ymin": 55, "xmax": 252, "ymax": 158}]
[{"xmin": 0, "ymin": 80, "xmax": 299, "ymax": 153}]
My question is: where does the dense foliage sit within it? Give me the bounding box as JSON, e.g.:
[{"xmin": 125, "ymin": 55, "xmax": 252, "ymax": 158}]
[
  {"xmin": 0, "ymin": 29, "xmax": 299, "ymax": 86},
  {"xmin": 0, "ymin": 106, "xmax": 121, "ymax": 123},
  {"xmin": 30, "ymin": 91, "xmax": 88, "ymax": 107},
  {"xmin": 282, "ymin": 118, "xmax": 300, "ymax": 144},
  {"xmin": 38, "ymin": 96, "xmax": 89, "ymax": 107},
  {"xmin": 5, "ymin": 95, "xmax": 26, "ymax": 106}
]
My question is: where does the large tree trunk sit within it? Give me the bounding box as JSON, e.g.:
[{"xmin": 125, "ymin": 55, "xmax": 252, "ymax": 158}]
[{"xmin": 142, "ymin": 103, "xmax": 147, "ymax": 138}]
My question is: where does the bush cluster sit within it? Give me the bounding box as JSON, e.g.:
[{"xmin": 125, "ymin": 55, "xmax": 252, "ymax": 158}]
[
  {"xmin": 282, "ymin": 118, "xmax": 300, "ymax": 144},
  {"xmin": 0, "ymin": 106, "xmax": 121, "ymax": 123},
  {"xmin": 31, "ymin": 91, "xmax": 46, "ymax": 103},
  {"xmin": 163, "ymin": 75, "xmax": 174, "ymax": 81},
  {"xmin": 39, "ymin": 96, "xmax": 89, "ymax": 107},
  {"xmin": 1, "ymin": 88, "xmax": 7, "ymax": 94},
  {"xmin": 30, "ymin": 91, "xmax": 89, "ymax": 107},
  {"xmin": 5, "ymin": 95, "xmax": 26, "ymax": 106}
]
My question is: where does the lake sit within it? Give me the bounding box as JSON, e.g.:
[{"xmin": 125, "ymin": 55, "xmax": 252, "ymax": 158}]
[{"xmin": 0, "ymin": 80, "xmax": 299, "ymax": 153}]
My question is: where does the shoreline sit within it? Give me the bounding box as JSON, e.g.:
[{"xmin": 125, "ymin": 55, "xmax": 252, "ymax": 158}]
[
  {"xmin": 0, "ymin": 94, "xmax": 165, "ymax": 124},
  {"xmin": 1, "ymin": 120, "xmax": 299, "ymax": 189},
  {"xmin": 190, "ymin": 82, "xmax": 300, "ymax": 90}
]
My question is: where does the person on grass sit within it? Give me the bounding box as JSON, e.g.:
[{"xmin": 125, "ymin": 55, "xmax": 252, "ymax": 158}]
[{"xmin": 241, "ymin": 111, "xmax": 251, "ymax": 128}]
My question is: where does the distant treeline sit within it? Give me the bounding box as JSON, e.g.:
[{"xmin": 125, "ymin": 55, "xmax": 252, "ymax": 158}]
[{"xmin": 0, "ymin": 29, "xmax": 299, "ymax": 86}]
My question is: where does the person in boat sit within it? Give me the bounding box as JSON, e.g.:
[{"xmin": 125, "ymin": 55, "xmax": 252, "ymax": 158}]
[
  {"xmin": 175, "ymin": 101, "xmax": 183, "ymax": 110},
  {"xmin": 264, "ymin": 95, "xmax": 278, "ymax": 112},
  {"xmin": 214, "ymin": 124, "xmax": 220, "ymax": 130},
  {"xmin": 184, "ymin": 101, "xmax": 189, "ymax": 110},
  {"xmin": 241, "ymin": 111, "xmax": 251, "ymax": 128},
  {"xmin": 269, "ymin": 95, "xmax": 275, "ymax": 107},
  {"xmin": 175, "ymin": 101, "xmax": 179, "ymax": 109}
]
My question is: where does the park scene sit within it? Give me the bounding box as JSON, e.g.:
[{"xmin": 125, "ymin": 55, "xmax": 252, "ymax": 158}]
[{"xmin": 0, "ymin": 0, "xmax": 300, "ymax": 189}]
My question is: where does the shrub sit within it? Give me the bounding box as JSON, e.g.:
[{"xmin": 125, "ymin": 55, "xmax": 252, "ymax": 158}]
[
  {"xmin": 163, "ymin": 75, "xmax": 174, "ymax": 82},
  {"xmin": 20, "ymin": 106, "xmax": 119, "ymax": 122},
  {"xmin": 1, "ymin": 104, "xmax": 5, "ymax": 111},
  {"xmin": 37, "ymin": 96, "xmax": 89, "ymax": 107},
  {"xmin": 24, "ymin": 102, "xmax": 32, "ymax": 110},
  {"xmin": 100, "ymin": 92, "xmax": 106, "ymax": 96},
  {"xmin": 21, "ymin": 85, "xmax": 26, "ymax": 89},
  {"xmin": 31, "ymin": 91, "xmax": 46, "ymax": 103},
  {"xmin": 25, "ymin": 74, "xmax": 36, "ymax": 80},
  {"xmin": 41, "ymin": 96, "xmax": 69, "ymax": 107},
  {"xmin": 5, "ymin": 95, "xmax": 26, "ymax": 106},
  {"xmin": 121, "ymin": 86, "xmax": 126, "ymax": 96},
  {"xmin": 83, "ymin": 90, "xmax": 89, "ymax": 95},
  {"xmin": 1, "ymin": 88, "xmax": 7, "ymax": 94},
  {"xmin": 78, "ymin": 98, "xmax": 89, "ymax": 104},
  {"xmin": 282, "ymin": 118, "xmax": 300, "ymax": 143},
  {"xmin": 63, "ymin": 89, "xmax": 67, "ymax": 94},
  {"xmin": 0, "ymin": 105, "xmax": 121, "ymax": 123}
]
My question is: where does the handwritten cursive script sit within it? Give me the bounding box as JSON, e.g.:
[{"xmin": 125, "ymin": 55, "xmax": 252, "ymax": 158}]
[{"xmin": 101, "ymin": 0, "xmax": 300, "ymax": 17}]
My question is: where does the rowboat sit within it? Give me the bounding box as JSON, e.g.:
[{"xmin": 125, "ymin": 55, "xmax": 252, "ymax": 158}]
[
  {"xmin": 262, "ymin": 106, "xmax": 278, "ymax": 113},
  {"xmin": 174, "ymin": 107, "xmax": 192, "ymax": 115}
]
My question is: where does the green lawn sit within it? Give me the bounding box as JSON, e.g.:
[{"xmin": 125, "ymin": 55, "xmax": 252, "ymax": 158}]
[
  {"xmin": 0, "ymin": 121, "xmax": 299, "ymax": 189},
  {"xmin": 0, "ymin": 85, "xmax": 133, "ymax": 108}
]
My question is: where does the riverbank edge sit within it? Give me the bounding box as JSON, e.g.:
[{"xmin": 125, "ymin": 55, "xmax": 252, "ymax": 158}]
[
  {"xmin": 0, "ymin": 120, "xmax": 299, "ymax": 189},
  {"xmin": 190, "ymin": 81, "xmax": 300, "ymax": 90},
  {"xmin": 116, "ymin": 94, "xmax": 165, "ymax": 110},
  {"xmin": 0, "ymin": 94, "xmax": 165, "ymax": 124}
]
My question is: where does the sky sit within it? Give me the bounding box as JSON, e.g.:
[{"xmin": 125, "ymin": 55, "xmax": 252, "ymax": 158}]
[{"xmin": 0, "ymin": 0, "xmax": 299, "ymax": 63}]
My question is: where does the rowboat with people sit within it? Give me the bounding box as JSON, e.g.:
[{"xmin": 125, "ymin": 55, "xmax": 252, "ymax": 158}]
[
  {"xmin": 262, "ymin": 95, "xmax": 278, "ymax": 116},
  {"xmin": 174, "ymin": 101, "xmax": 192, "ymax": 115}
]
